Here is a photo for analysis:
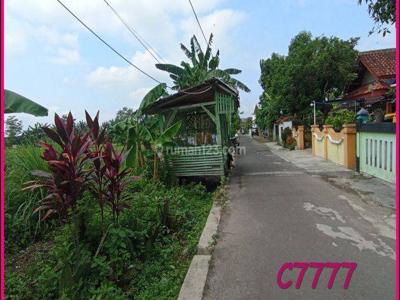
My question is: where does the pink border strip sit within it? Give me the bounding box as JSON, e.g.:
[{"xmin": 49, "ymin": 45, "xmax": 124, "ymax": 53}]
[
  {"xmin": 1, "ymin": 0, "xmax": 5, "ymax": 296},
  {"xmin": 396, "ymin": 1, "xmax": 399, "ymax": 299},
  {"xmin": 0, "ymin": 1, "xmax": 398, "ymax": 300}
]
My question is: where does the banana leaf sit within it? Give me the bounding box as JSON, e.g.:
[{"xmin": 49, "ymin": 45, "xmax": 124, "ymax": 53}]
[{"xmin": 5, "ymin": 89, "xmax": 48, "ymax": 116}]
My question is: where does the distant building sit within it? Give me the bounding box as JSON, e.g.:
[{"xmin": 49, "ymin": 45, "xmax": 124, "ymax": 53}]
[
  {"xmin": 343, "ymin": 48, "xmax": 395, "ymax": 115},
  {"xmin": 273, "ymin": 115, "xmax": 292, "ymax": 142}
]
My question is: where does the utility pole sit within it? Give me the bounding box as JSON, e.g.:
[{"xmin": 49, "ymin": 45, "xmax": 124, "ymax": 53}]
[{"xmin": 310, "ymin": 101, "xmax": 316, "ymax": 125}]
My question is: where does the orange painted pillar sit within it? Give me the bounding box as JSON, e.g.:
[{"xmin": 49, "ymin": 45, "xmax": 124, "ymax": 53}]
[
  {"xmin": 342, "ymin": 123, "xmax": 356, "ymax": 169},
  {"xmin": 323, "ymin": 125, "xmax": 332, "ymax": 160},
  {"xmin": 297, "ymin": 125, "xmax": 304, "ymax": 150},
  {"xmin": 311, "ymin": 125, "xmax": 319, "ymax": 156}
]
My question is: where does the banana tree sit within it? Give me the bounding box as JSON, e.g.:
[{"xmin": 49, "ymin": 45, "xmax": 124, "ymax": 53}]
[
  {"xmin": 122, "ymin": 84, "xmax": 168, "ymax": 170},
  {"xmin": 143, "ymin": 116, "xmax": 182, "ymax": 180},
  {"xmin": 155, "ymin": 34, "xmax": 250, "ymax": 92},
  {"xmin": 5, "ymin": 89, "xmax": 48, "ymax": 116}
]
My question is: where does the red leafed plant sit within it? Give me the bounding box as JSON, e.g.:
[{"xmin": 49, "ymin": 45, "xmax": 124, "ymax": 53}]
[
  {"xmin": 24, "ymin": 112, "xmax": 92, "ymax": 222},
  {"xmin": 85, "ymin": 111, "xmax": 108, "ymax": 227},
  {"xmin": 25, "ymin": 111, "xmax": 133, "ymax": 226},
  {"xmin": 102, "ymin": 142, "xmax": 131, "ymax": 222}
]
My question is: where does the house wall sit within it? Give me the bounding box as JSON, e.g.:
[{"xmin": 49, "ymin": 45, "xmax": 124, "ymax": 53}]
[
  {"xmin": 361, "ymin": 70, "xmax": 375, "ymax": 85},
  {"xmin": 326, "ymin": 127, "xmax": 346, "ymax": 166},
  {"xmin": 278, "ymin": 121, "xmax": 293, "ymax": 142},
  {"xmin": 311, "ymin": 124, "xmax": 356, "ymax": 169}
]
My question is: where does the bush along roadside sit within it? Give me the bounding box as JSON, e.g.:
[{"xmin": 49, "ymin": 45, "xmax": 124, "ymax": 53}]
[{"xmin": 5, "ymin": 112, "xmax": 213, "ymax": 300}]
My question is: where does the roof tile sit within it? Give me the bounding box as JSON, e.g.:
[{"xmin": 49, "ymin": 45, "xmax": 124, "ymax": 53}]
[{"xmin": 359, "ymin": 48, "xmax": 396, "ymax": 79}]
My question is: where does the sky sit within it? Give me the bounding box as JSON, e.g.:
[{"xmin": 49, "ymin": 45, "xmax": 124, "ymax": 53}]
[{"xmin": 5, "ymin": 0, "xmax": 396, "ymax": 128}]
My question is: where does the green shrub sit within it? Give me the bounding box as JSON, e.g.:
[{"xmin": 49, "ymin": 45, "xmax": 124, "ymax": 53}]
[
  {"xmin": 281, "ymin": 127, "xmax": 296, "ymax": 149},
  {"xmin": 5, "ymin": 144, "xmax": 52, "ymax": 253},
  {"xmin": 5, "ymin": 180, "xmax": 213, "ymax": 300},
  {"xmin": 325, "ymin": 109, "xmax": 356, "ymax": 131}
]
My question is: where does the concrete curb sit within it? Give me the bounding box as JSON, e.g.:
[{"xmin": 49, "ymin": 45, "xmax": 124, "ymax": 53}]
[
  {"xmin": 197, "ymin": 202, "xmax": 221, "ymax": 255},
  {"xmin": 177, "ymin": 255, "xmax": 211, "ymax": 300},
  {"xmin": 177, "ymin": 200, "xmax": 222, "ymax": 300}
]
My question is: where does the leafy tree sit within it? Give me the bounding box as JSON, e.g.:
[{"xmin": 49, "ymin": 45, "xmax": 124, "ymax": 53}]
[
  {"xmin": 156, "ymin": 34, "xmax": 250, "ymax": 92},
  {"xmin": 20, "ymin": 123, "xmax": 48, "ymax": 144},
  {"xmin": 6, "ymin": 116, "xmax": 23, "ymax": 146},
  {"xmin": 358, "ymin": 0, "xmax": 396, "ymax": 35},
  {"xmin": 257, "ymin": 32, "xmax": 359, "ymax": 129}
]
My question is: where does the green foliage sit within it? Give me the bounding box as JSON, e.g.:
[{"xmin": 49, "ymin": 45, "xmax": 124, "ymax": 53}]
[
  {"xmin": 358, "ymin": 0, "xmax": 395, "ymax": 35},
  {"xmin": 281, "ymin": 127, "xmax": 296, "ymax": 150},
  {"xmin": 6, "ymin": 180, "xmax": 213, "ymax": 300},
  {"xmin": 5, "ymin": 116, "xmax": 23, "ymax": 146},
  {"xmin": 257, "ymin": 31, "xmax": 358, "ymax": 128},
  {"xmin": 5, "ymin": 89, "xmax": 48, "ymax": 116},
  {"xmin": 125, "ymin": 84, "xmax": 168, "ymax": 171},
  {"xmin": 241, "ymin": 117, "xmax": 253, "ymax": 132},
  {"xmin": 144, "ymin": 116, "xmax": 182, "ymax": 180},
  {"xmin": 5, "ymin": 144, "xmax": 51, "ymax": 252},
  {"xmin": 156, "ymin": 34, "xmax": 250, "ymax": 92},
  {"xmin": 19, "ymin": 123, "xmax": 48, "ymax": 145},
  {"xmin": 325, "ymin": 109, "xmax": 356, "ymax": 131}
]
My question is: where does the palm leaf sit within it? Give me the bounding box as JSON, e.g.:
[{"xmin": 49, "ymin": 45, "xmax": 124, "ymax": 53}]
[
  {"xmin": 5, "ymin": 89, "xmax": 48, "ymax": 116},
  {"xmin": 137, "ymin": 83, "xmax": 167, "ymax": 115},
  {"xmin": 228, "ymin": 78, "xmax": 251, "ymax": 92},
  {"xmin": 160, "ymin": 121, "xmax": 182, "ymax": 143},
  {"xmin": 209, "ymin": 50, "xmax": 220, "ymax": 70},
  {"xmin": 224, "ymin": 68, "xmax": 242, "ymax": 75},
  {"xmin": 203, "ymin": 33, "xmax": 214, "ymax": 68},
  {"xmin": 180, "ymin": 43, "xmax": 197, "ymax": 66},
  {"xmin": 155, "ymin": 64, "xmax": 185, "ymax": 76}
]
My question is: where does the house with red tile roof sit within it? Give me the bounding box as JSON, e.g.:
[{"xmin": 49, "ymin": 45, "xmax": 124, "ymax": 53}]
[{"xmin": 344, "ymin": 48, "xmax": 396, "ymax": 106}]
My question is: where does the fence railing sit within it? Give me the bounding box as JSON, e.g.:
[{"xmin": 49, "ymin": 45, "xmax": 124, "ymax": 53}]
[{"xmin": 356, "ymin": 123, "xmax": 396, "ymax": 183}]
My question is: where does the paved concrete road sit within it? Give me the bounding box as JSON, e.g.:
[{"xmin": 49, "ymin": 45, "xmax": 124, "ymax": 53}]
[{"xmin": 204, "ymin": 136, "xmax": 395, "ymax": 300}]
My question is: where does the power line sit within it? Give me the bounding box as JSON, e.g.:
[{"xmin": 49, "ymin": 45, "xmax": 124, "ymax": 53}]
[
  {"xmin": 188, "ymin": 0, "xmax": 207, "ymax": 44},
  {"xmin": 103, "ymin": 0, "xmax": 164, "ymax": 63},
  {"xmin": 56, "ymin": 0, "xmax": 163, "ymax": 84},
  {"xmin": 56, "ymin": 0, "xmax": 215, "ymax": 97}
]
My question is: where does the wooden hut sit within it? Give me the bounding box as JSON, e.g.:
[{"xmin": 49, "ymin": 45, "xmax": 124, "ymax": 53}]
[{"xmin": 146, "ymin": 78, "xmax": 239, "ymax": 180}]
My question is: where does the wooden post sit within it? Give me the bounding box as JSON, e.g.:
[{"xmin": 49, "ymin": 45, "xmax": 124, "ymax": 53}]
[
  {"xmin": 323, "ymin": 125, "xmax": 333, "ymax": 160},
  {"xmin": 342, "ymin": 123, "xmax": 356, "ymax": 169}
]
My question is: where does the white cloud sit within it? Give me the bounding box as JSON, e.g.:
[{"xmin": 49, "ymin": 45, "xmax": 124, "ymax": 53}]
[
  {"xmin": 5, "ymin": 15, "xmax": 29, "ymax": 56},
  {"xmin": 86, "ymin": 51, "xmax": 163, "ymax": 87},
  {"xmin": 180, "ymin": 9, "xmax": 246, "ymax": 53},
  {"xmin": 35, "ymin": 26, "xmax": 79, "ymax": 48},
  {"xmin": 49, "ymin": 47, "xmax": 80, "ymax": 64},
  {"xmin": 129, "ymin": 87, "xmax": 151, "ymax": 101}
]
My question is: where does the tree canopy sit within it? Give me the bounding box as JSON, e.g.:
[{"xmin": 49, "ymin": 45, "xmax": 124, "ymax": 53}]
[
  {"xmin": 257, "ymin": 32, "xmax": 359, "ymax": 129},
  {"xmin": 358, "ymin": 0, "xmax": 396, "ymax": 35}
]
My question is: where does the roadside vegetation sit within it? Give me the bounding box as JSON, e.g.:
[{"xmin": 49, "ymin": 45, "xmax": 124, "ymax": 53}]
[
  {"xmin": 5, "ymin": 111, "xmax": 213, "ymax": 299},
  {"xmin": 4, "ymin": 34, "xmax": 245, "ymax": 299}
]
